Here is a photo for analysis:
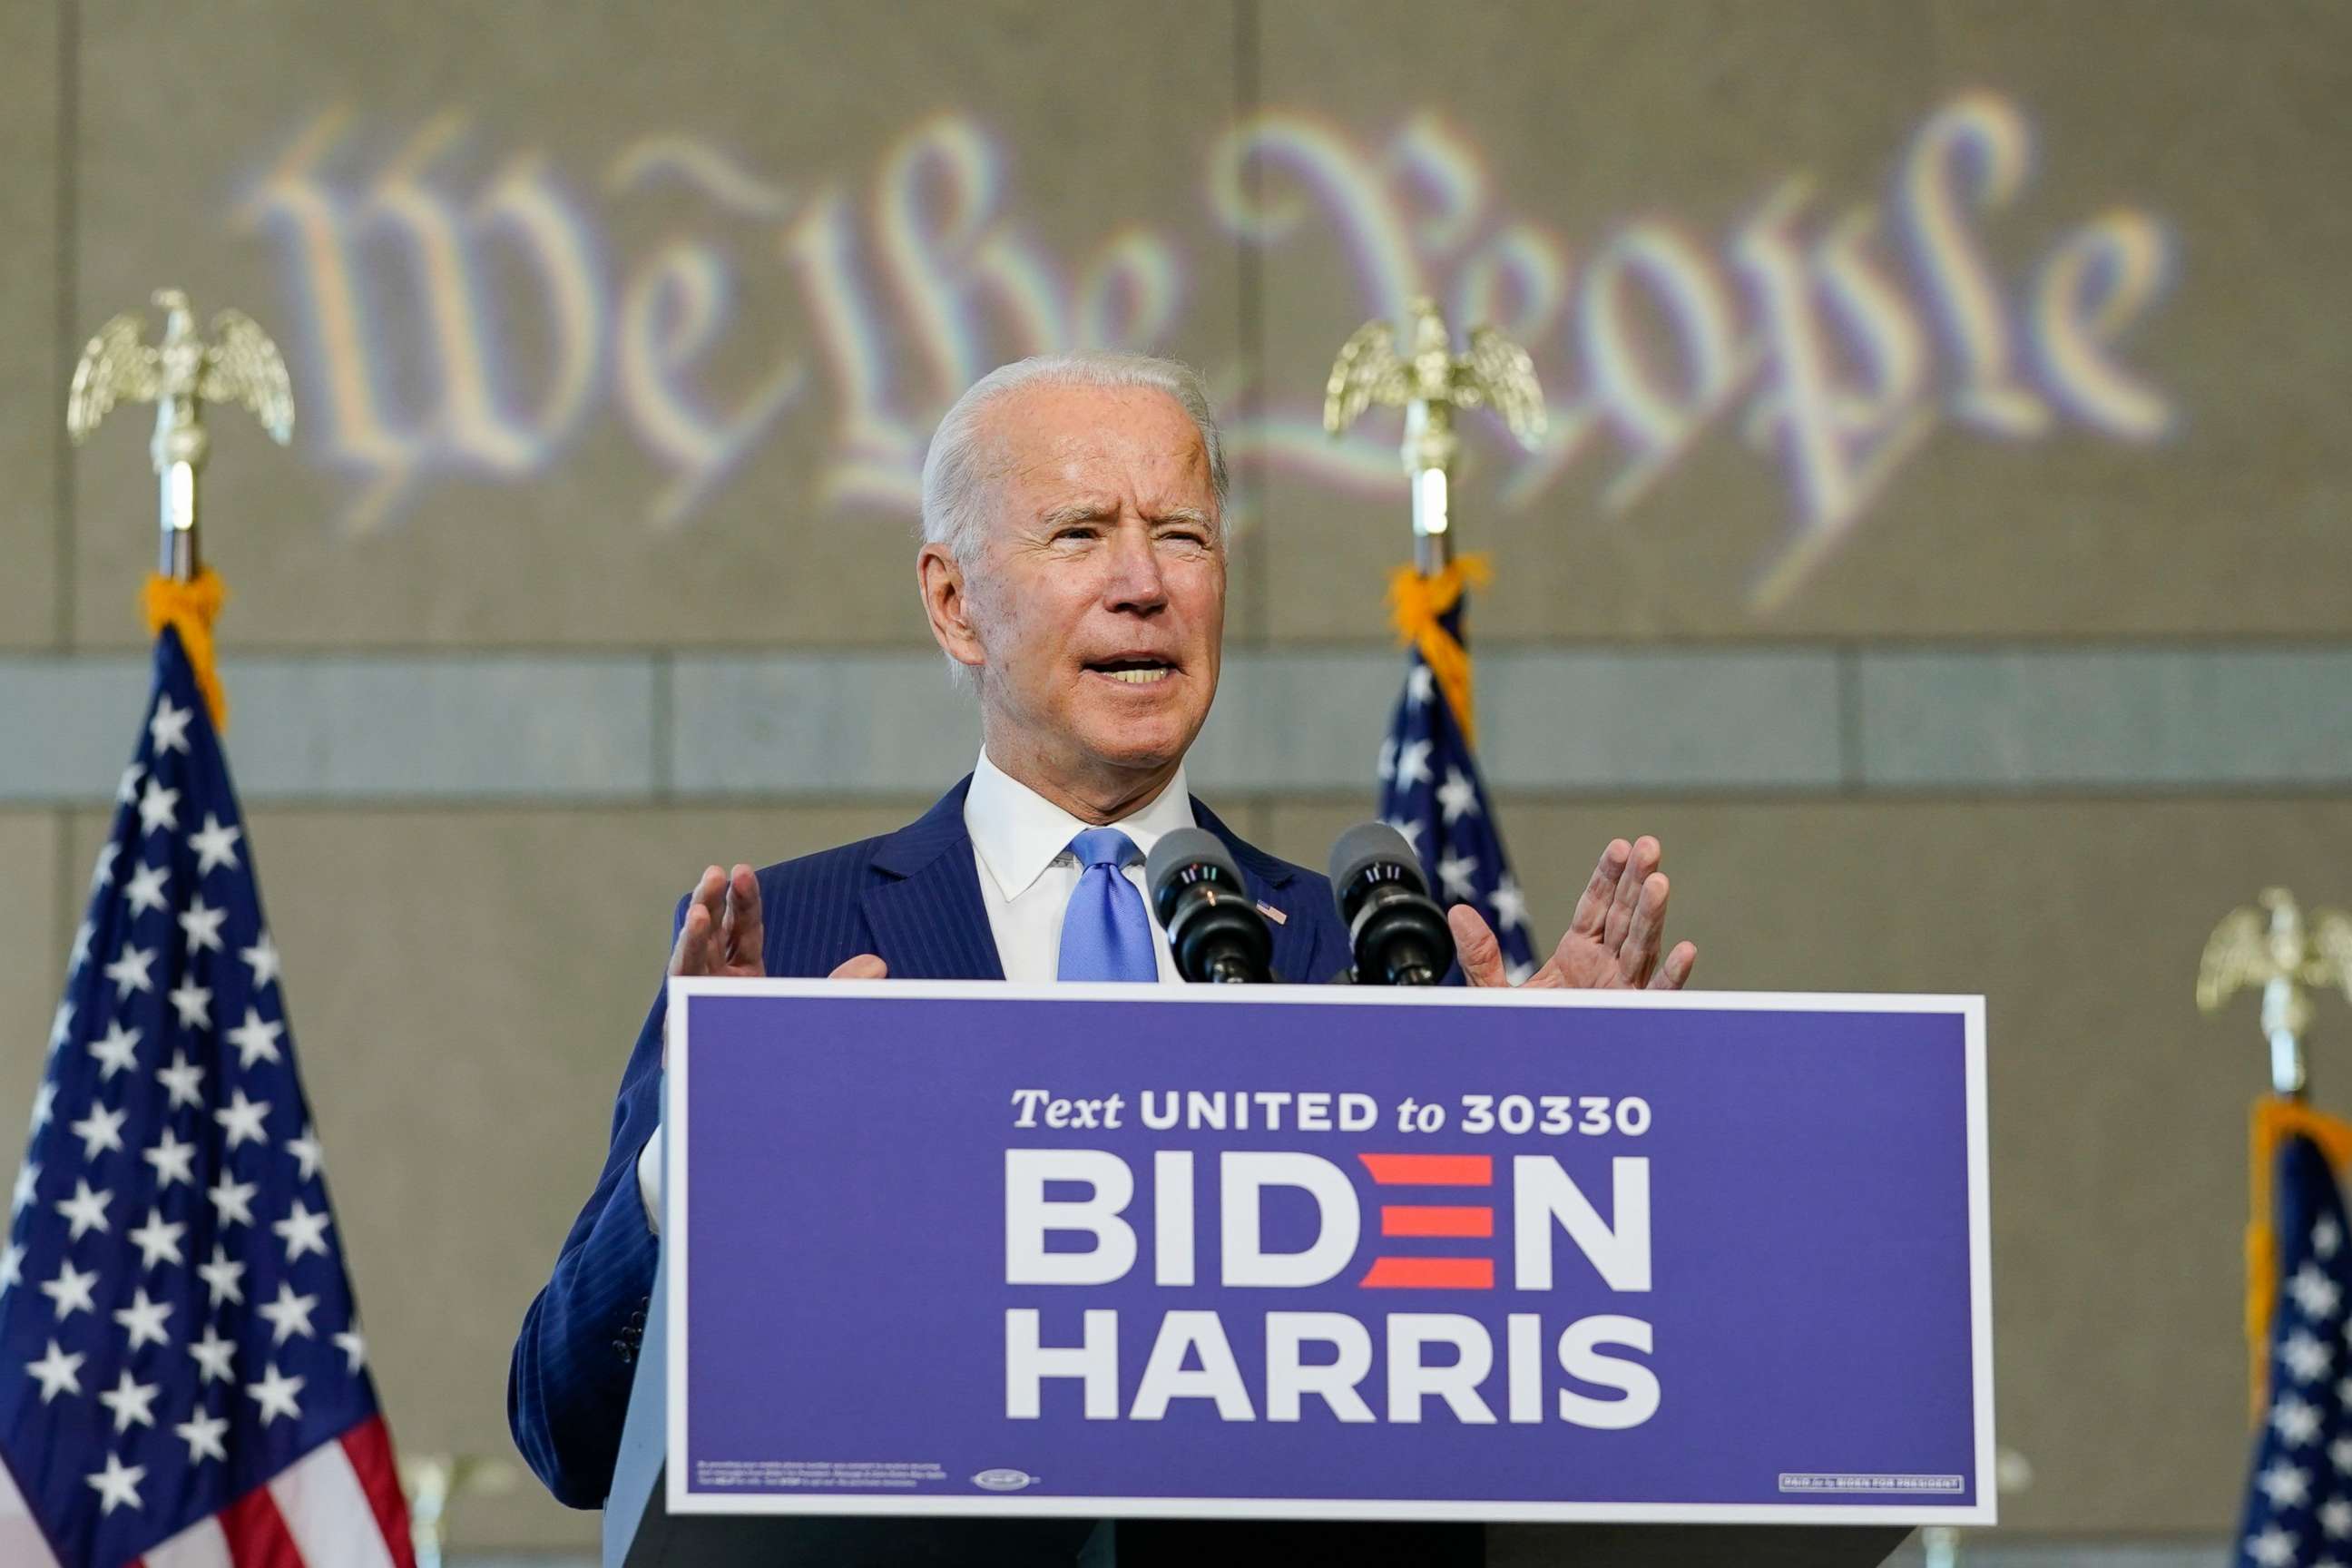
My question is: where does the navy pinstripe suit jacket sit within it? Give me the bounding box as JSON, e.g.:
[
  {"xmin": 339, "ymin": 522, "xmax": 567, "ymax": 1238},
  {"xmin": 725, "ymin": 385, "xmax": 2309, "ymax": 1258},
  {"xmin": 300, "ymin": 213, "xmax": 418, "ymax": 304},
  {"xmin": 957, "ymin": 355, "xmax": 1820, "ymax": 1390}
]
[{"xmin": 507, "ymin": 775, "xmax": 1350, "ymax": 1508}]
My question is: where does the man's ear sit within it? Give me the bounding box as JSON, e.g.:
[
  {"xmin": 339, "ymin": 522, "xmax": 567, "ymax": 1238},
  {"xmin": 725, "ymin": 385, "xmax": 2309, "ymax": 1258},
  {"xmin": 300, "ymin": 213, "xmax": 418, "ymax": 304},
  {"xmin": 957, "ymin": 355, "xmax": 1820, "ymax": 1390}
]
[{"xmin": 917, "ymin": 543, "xmax": 986, "ymax": 671}]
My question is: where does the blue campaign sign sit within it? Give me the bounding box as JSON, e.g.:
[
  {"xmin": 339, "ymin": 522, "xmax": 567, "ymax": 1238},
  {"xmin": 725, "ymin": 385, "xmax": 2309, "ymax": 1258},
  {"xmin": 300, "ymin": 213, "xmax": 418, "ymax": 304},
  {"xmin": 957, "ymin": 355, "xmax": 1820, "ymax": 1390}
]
[{"xmin": 664, "ymin": 981, "xmax": 1991, "ymax": 1526}]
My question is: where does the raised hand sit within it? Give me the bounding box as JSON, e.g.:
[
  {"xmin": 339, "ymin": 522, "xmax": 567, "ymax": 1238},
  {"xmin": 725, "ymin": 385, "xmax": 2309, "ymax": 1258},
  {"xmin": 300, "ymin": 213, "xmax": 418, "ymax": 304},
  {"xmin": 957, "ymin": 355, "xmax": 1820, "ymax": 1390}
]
[
  {"xmin": 669, "ymin": 864, "xmax": 769, "ymax": 978},
  {"xmin": 661, "ymin": 867, "xmax": 883, "ymax": 1066},
  {"xmin": 1450, "ymin": 836, "xmax": 1695, "ymax": 991}
]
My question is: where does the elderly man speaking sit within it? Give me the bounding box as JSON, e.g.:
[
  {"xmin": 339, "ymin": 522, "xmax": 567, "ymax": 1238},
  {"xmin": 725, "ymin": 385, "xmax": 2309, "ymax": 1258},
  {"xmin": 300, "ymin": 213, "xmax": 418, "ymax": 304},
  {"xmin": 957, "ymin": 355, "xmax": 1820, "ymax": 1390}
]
[{"xmin": 508, "ymin": 353, "xmax": 1696, "ymax": 1521}]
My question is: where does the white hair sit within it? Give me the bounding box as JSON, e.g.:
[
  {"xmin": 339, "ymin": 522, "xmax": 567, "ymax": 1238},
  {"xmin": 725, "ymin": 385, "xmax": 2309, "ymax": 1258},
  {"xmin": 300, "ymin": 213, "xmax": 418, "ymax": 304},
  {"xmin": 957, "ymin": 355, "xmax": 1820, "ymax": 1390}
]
[{"xmin": 917, "ymin": 351, "xmax": 1230, "ymax": 564}]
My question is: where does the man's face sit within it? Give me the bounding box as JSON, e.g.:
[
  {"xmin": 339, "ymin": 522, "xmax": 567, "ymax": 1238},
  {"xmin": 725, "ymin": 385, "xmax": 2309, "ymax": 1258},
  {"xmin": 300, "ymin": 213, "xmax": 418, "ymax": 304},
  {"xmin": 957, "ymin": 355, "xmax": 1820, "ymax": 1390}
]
[{"xmin": 935, "ymin": 381, "xmax": 1225, "ymax": 792}]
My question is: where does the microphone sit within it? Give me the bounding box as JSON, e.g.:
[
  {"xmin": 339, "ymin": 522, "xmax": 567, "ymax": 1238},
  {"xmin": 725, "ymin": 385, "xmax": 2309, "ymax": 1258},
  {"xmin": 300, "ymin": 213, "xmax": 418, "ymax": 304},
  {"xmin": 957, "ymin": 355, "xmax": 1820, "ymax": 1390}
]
[
  {"xmin": 1328, "ymin": 822, "xmax": 1455, "ymax": 986},
  {"xmin": 1145, "ymin": 828, "xmax": 1274, "ymax": 985}
]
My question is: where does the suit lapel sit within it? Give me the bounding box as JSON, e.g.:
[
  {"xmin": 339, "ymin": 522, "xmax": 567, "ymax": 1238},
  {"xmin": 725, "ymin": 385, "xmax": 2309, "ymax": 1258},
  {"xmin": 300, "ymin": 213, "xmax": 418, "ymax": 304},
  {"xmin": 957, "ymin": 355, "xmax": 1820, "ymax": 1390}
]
[
  {"xmin": 1192, "ymin": 799, "xmax": 1329, "ymax": 985},
  {"xmin": 862, "ymin": 777, "xmax": 1006, "ymax": 981},
  {"xmin": 862, "ymin": 782, "xmax": 1322, "ymax": 985}
]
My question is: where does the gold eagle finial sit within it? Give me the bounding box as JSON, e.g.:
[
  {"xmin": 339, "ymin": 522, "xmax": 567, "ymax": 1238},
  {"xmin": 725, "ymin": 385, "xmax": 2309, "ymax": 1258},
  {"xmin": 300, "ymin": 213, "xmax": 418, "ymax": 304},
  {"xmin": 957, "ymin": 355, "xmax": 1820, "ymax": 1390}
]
[
  {"xmin": 1322, "ymin": 297, "xmax": 1545, "ymax": 573},
  {"xmin": 1323, "ymin": 295, "xmax": 1546, "ymax": 448},
  {"xmin": 66, "ymin": 288, "xmax": 294, "ymax": 580},
  {"xmin": 2200, "ymin": 887, "xmax": 2352, "ymax": 1097},
  {"xmin": 70, "ymin": 288, "xmax": 293, "ymax": 448}
]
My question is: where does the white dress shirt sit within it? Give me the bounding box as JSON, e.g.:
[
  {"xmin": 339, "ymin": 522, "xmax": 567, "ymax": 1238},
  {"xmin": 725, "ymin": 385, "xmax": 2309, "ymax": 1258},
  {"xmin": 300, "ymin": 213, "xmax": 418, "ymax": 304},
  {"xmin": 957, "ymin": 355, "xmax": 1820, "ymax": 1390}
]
[
  {"xmin": 639, "ymin": 751, "xmax": 1195, "ymax": 1231},
  {"xmin": 964, "ymin": 748, "xmax": 1194, "ymax": 985}
]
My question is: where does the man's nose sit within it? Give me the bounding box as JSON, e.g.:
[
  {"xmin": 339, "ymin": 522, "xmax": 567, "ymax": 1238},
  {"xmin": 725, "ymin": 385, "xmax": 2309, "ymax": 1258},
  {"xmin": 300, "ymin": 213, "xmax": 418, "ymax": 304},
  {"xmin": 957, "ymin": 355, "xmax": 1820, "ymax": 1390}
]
[{"xmin": 1100, "ymin": 525, "xmax": 1169, "ymax": 612}]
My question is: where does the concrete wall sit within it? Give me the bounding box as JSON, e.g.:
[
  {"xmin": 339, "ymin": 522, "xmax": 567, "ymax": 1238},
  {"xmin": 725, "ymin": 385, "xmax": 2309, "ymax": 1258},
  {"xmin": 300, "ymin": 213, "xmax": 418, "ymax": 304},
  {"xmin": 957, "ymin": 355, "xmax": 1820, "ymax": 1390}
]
[{"xmin": 5, "ymin": 0, "xmax": 2347, "ymax": 1548}]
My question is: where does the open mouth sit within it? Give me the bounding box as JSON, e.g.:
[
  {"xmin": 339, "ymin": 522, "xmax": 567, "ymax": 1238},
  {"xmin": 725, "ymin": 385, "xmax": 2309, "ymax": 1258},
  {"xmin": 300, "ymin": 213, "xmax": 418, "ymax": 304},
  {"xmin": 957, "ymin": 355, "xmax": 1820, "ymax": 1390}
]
[{"xmin": 1084, "ymin": 658, "xmax": 1177, "ymax": 686}]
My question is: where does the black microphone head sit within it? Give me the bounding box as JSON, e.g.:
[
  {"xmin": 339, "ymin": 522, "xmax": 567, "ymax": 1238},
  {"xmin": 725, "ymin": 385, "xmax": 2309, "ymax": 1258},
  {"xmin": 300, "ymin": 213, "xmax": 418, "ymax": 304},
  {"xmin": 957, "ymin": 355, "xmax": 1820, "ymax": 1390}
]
[
  {"xmin": 1327, "ymin": 819, "xmax": 1454, "ymax": 985},
  {"xmin": 1147, "ymin": 827, "xmax": 1272, "ymax": 984},
  {"xmin": 1328, "ymin": 820, "xmax": 1431, "ymax": 902},
  {"xmin": 1146, "ymin": 827, "xmax": 1248, "ymax": 921}
]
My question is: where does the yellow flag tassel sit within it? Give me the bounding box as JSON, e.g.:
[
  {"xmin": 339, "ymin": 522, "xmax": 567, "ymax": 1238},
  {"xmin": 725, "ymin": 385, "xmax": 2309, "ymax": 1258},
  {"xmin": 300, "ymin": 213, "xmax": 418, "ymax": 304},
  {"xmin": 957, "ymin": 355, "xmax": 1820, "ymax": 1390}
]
[
  {"xmin": 2247, "ymin": 1095, "xmax": 2352, "ymax": 1417},
  {"xmin": 1387, "ymin": 554, "xmax": 1493, "ymax": 748},
  {"xmin": 142, "ymin": 570, "xmax": 229, "ymax": 731}
]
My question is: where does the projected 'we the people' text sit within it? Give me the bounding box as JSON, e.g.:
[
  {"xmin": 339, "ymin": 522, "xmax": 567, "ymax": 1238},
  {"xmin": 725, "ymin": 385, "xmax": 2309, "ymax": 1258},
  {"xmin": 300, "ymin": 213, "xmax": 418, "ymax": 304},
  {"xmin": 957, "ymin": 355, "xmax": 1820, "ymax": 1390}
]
[{"xmin": 239, "ymin": 90, "xmax": 2174, "ymax": 609}]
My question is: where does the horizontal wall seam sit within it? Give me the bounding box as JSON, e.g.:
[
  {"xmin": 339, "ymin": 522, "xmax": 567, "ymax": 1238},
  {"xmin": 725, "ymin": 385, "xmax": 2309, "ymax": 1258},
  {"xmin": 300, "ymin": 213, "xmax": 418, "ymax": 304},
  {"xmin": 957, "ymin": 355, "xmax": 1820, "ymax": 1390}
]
[{"xmin": 4, "ymin": 645, "xmax": 2350, "ymax": 804}]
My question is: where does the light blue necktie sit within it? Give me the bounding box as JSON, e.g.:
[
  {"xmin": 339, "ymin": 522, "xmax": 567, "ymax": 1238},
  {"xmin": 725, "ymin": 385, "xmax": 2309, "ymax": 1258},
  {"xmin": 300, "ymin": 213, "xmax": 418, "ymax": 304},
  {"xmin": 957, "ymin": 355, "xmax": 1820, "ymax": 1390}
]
[{"xmin": 1056, "ymin": 827, "xmax": 1157, "ymax": 982}]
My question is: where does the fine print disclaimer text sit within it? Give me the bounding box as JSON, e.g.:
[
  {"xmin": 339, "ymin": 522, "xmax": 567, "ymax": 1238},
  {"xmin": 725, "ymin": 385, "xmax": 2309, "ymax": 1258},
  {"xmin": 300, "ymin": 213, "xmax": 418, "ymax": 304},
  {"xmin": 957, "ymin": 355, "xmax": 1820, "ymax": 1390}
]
[{"xmin": 696, "ymin": 1459, "xmax": 948, "ymax": 1490}]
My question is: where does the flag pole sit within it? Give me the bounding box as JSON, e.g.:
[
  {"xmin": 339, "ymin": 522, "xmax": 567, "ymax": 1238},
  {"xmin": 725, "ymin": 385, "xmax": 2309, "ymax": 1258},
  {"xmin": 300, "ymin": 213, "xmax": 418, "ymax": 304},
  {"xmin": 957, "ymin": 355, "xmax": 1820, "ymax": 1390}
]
[
  {"xmin": 68, "ymin": 286, "xmax": 295, "ymax": 585},
  {"xmin": 66, "ymin": 288, "xmax": 295, "ymax": 728},
  {"xmin": 1324, "ymin": 297, "xmax": 1548, "ymax": 746},
  {"xmin": 1324, "ymin": 299, "xmax": 1551, "ymax": 985},
  {"xmin": 1404, "ymin": 379, "xmax": 1455, "ymax": 578},
  {"xmin": 2202, "ymin": 890, "xmax": 2352, "ymax": 1412},
  {"xmin": 1322, "ymin": 294, "xmax": 1547, "ymax": 582},
  {"xmin": 7, "ymin": 289, "xmax": 415, "ymax": 1560},
  {"xmin": 2199, "ymin": 887, "xmax": 2351, "ymax": 1102}
]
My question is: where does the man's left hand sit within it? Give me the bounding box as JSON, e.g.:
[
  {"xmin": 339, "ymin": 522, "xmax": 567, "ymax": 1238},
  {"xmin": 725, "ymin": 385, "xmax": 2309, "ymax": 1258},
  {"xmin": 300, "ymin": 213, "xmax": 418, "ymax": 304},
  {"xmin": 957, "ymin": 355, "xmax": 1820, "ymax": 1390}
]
[{"xmin": 1450, "ymin": 835, "xmax": 1696, "ymax": 991}]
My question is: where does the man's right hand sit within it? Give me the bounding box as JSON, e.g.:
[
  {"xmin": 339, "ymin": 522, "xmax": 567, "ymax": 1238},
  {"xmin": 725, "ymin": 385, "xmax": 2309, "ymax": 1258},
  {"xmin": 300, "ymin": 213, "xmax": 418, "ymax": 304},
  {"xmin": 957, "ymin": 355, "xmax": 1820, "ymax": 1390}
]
[
  {"xmin": 670, "ymin": 864, "xmax": 769, "ymax": 978},
  {"xmin": 667, "ymin": 863, "xmax": 888, "ymax": 981},
  {"xmin": 661, "ymin": 864, "xmax": 884, "ymax": 1068}
]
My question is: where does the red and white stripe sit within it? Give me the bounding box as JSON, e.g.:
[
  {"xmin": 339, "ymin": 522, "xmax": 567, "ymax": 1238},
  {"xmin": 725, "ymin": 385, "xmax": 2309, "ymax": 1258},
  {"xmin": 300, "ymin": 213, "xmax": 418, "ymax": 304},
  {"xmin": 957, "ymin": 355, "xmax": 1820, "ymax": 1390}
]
[
  {"xmin": 146, "ymin": 1418, "xmax": 414, "ymax": 1568},
  {"xmin": 0, "ymin": 1417, "xmax": 413, "ymax": 1568}
]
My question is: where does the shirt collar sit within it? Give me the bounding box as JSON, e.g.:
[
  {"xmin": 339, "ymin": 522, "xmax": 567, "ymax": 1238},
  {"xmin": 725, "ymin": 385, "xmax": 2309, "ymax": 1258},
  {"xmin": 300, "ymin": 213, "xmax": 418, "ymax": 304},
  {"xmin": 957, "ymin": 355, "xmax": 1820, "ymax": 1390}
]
[{"xmin": 965, "ymin": 749, "xmax": 1197, "ymax": 902}]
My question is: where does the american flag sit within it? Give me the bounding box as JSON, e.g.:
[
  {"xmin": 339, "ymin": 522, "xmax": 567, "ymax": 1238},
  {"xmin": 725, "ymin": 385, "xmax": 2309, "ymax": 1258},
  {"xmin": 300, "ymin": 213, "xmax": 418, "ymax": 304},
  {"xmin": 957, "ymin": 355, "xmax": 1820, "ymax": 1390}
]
[
  {"xmin": 0, "ymin": 627, "xmax": 412, "ymax": 1567},
  {"xmin": 2238, "ymin": 1130, "xmax": 2352, "ymax": 1568},
  {"xmin": 1375, "ymin": 583, "xmax": 1538, "ymax": 985}
]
